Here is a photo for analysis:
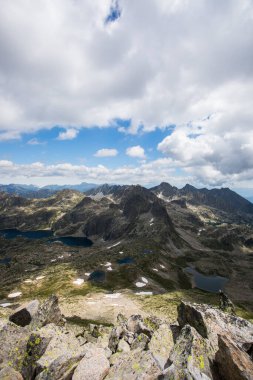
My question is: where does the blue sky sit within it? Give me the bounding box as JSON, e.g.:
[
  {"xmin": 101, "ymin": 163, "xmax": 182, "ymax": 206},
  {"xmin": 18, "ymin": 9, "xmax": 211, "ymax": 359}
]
[
  {"xmin": 0, "ymin": 0, "xmax": 253, "ymax": 192},
  {"xmin": 0, "ymin": 124, "xmax": 172, "ymax": 167}
]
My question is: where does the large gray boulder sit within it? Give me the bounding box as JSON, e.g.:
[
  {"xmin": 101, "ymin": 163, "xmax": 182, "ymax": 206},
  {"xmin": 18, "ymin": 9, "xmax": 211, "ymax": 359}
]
[
  {"xmin": 178, "ymin": 301, "xmax": 253, "ymax": 353},
  {"xmin": 9, "ymin": 300, "xmax": 40, "ymax": 327},
  {"xmin": 31, "ymin": 295, "xmax": 64, "ymax": 328},
  {"xmin": 105, "ymin": 349, "xmax": 162, "ymax": 380},
  {"xmin": 0, "ymin": 367, "xmax": 23, "ymax": 380},
  {"xmin": 163, "ymin": 324, "xmax": 213, "ymax": 380},
  {"xmin": 0, "ymin": 319, "xmax": 30, "ymax": 372},
  {"xmin": 21, "ymin": 323, "xmax": 84, "ymax": 380},
  {"xmin": 72, "ymin": 344, "xmax": 110, "ymax": 380},
  {"xmin": 148, "ymin": 324, "xmax": 174, "ymax": 370},
  {"xmin": 127, "ymin": 315, "xmax": 152, "ymax": 337},
  {"xmin": 215, "ymin": 334, "xmax": 253, "ymax": 380}
]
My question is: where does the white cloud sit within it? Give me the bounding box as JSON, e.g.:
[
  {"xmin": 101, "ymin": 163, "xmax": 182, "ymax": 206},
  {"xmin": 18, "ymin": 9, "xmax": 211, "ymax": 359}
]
[
  {"xmin": 126, "ymin": 145, "xmax": 146, "ymax": 159},
  {"xmin": 57, "ymin": 128, "xmax": 79, "ymax": 140},
  {"xmin": 27, "ymin": 138, "xmax": 45, "ymax": 145},
  {"xmin": 0, "ymin": 0, "xmax": 252, "ymax": 138},
  {"xmin": 94, "ymin": 148, "xmax": 118, "ymax": 157},
  {"xmin": 1, "ymin": 157, "xmax": 253, "ymax": 189}
]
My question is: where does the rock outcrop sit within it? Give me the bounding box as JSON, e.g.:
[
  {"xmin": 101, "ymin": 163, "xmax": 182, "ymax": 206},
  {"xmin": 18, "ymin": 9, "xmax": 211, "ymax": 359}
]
[
  {"xmin": 9, "ymin": 300, "xmax": 40, "ymax": 327},
  {"xmin": 0, "ymin": 296, "xmax": 252, "ymax": 380}
]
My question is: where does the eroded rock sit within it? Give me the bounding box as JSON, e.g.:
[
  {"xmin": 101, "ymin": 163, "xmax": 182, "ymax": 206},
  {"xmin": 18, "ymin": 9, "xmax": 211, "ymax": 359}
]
[
  {"xmin": 0, "ymin": 320, "xmax": 30, "ymax": 372},
  {"xmin": 9, "ymin": 300, "xmax": 40, "ymax": 327},
  {"xmin": 105, "ymin": 349, "xmax": 162, "ymax": 380},
  {"xmin": 31, "ymin": 295, "xmax": 64, "ymax": 329},
  {"xmin": 0, "ymin": 367, "xmax": 23, "ymax": 380},
  {"xmin": 22, "ymin": 323, "xmax": 84, "ymax": 380},
  {"xmin": 178, "ymin": 301, "xmax": 253, "ymax": 352},
  {"xmin": 72, "ymin": 344, "xmax": 110, "ymax": 380},
  {"xmin": 164, "ymin": 324, "xmax": 213, "ymax": 380},
  {"xmin": 148, "ymin": 324, "xmax": 174, "ymax": 370},
  {"xmin": 215, "ymin": 334, "xmax": 253, "ymax": 380}
]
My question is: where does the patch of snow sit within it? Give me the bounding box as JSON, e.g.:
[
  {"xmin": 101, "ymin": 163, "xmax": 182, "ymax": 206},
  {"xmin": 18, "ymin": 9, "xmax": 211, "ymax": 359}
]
[
  {"xmin": 24, "ymin": 279, "xmax": 33, "ymax": 283},
  {"xmin": 51, "ymin": 259, "xmax": 57, "ymax": 262},
  {"xmin": 104, "ymin": 293, "xmax": 121, "ymax": 299},
  {"xmin": 135, "ymin": 292, "xmax": 153, "ymax": 296},
  {"xmin": 107, "ymin": 267, "xmax": 113, "ymax": 271},
  {"xmin": 104, "ymin": 262, "xmax": 112, "ymax": 267},
  {"xmin": 160, "ymin": 264, "xmax": 166, "ymax": 269},
  {"xmin": 85, "ymin": 272, "xmax": 91, "ymax": 276},
  {"xmin": 107, "ymin": 241, "xmax": 121, "ymax": 249},
  {"xmin": 141, "ymin": 277, "xmax": 148, "ymax": 283},
  {"xmin": 58, "ymin": 255, "xmax": 64, "ymax": 259},
  {"xmin": 8, "ymin": 292, "xmax": 22, "ymax": 298},
  {"xmin": 119, "ymin": 251, "xmax": 123, "ymax": 254},
  {"xmin": 150, "ymin": 223, "xmax": 154, "ymax": 226},
  {"xmin": 135, "ymin": 282, "xmax": 146, "ymax": 288},
  {"xmin": 0, "ymin": 303, "xmax": 12, "ymax": 308},
  {"xmin": 153, "ymin": 268, "xmax": 158, "ymax": 272},
  {"xmin": 150, "ymin": 218, "xmax": 154, "ymax": 223},
  {"xmin": 73, "ymin": 278, "xmax": 84, "ymax": 285},
  {"xmin": 36, "ymin": 276, "xmax": 45, "ymax": 280}
]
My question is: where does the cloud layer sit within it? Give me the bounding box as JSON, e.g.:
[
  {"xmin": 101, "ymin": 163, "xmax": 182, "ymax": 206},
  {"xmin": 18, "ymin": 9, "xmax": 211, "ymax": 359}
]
[{"xmin": 0, "ymin": 0, "xmax": 253, "ymax": 186}]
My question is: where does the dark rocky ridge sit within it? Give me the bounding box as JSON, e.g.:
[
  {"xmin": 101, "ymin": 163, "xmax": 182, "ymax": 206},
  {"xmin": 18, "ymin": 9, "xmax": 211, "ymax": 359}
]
[{"xmin": 151, "ymin": 182, "xmax": 253, "ymax": 215}]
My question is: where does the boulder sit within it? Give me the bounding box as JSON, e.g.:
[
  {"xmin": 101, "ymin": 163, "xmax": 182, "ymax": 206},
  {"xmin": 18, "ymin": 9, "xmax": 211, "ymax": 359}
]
[
  {"xmin": 108, "ymin": 326, "xmax": 124, "ymax": 353},
  {"xmin": 72, "ymin": 344, "xmax": 110, "ymax": 380},
  {"xmin": 215, "ymin": 335, "xmax": 253, "ymax": 380},
  {"xmin": 0, "ymin": 320, "xmax": 30, "ymax": 372},
  {"xmin": 22, "ymin": 323, "xmax": 84, "ymax": 380},
  {"xmin": 0, "ymin": 367, "xmax": 23, "ymax": 380},
  {"xmin": 31, "ymin": 295, "xmax": 64, "ymax": 329},
  {"xmin": 117, "ymin": 339, "xmax": 130, "ymax": 353},
  {"xmin": 148, "ymin": 324, "xmax": 174, "ymax": 369},
  {"xmin": 178, "ymin": 301, "xmax": 253, "ymax": 352},
  {"xmin": 9, "ymin": 300, "xmax": 40, "ymax": 327},
  {"xmin": 131, "ymin": 333, "xmax": 150, "ymax": 351},
  {"xmin": 127, "ymin": 315, "xmax": 152, "ymax": 337},
  {"xmin": 105, "ymin": 349, "xmax": 162, "ymax": 380},
  {"xmin": 164, "ymin": 324, "xmax": 213, "ymax": 380}
]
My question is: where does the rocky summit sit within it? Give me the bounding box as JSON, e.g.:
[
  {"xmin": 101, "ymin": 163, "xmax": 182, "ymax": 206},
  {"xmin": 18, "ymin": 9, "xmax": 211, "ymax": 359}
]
[{"xmin": 0, "ymin": 295, "xmax": 252, "ymax": 380}]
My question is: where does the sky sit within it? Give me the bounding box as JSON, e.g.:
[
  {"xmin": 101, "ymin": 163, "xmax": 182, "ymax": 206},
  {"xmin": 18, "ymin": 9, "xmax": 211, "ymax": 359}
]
[{"xmin": 0, "ymin": 0, "xmax": 253, "ymax": 191}]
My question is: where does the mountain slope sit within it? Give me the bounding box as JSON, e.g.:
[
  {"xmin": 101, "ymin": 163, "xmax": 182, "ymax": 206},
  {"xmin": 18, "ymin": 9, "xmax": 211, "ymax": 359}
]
[{"xmin": 151, "ymin": 182, "xmax": 253, "ymax": 215}]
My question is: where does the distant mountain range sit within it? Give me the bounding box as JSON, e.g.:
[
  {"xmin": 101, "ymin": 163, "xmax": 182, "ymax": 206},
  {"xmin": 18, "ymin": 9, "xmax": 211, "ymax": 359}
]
[
  {"xmin": 0, "ymin": 183, "xmax": 99, "ymax": 198},
  {"xmin": 0, "ymin": 182, "xmax": 253, "ymax": 213}
]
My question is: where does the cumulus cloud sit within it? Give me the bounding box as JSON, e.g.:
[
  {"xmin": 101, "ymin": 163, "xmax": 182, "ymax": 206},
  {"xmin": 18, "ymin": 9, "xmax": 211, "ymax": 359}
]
[
  {"xmin": 94, "ymin": 148, "xmax": 118, "ymax": 157},
  {"xmin": 57, "ymin": 128, "xmax": 79, "ymax": 140},
  {"xmin": 126, "ymin": 145, "xmax": 146, "ymax": 159},
  {"xmin": 27, "ymin": 138, "xmax": 45, "ymax": 145}
]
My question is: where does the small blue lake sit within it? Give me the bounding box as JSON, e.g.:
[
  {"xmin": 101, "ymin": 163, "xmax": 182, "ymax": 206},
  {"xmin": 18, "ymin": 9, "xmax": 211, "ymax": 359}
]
[
  {"xmin": 143, "ymin": 249, "xmax": 153, "ymax": 255},
  {"xmin": 0, "ymin": 257, "xmax": 11, "ymax": 265},
  {"xmin": 88, "ymin": 270, "xmax": 106, "ymax": 283},
  {"xmin": 0, "ymin": 229, "xmax": 92, "ymax": 248},
  {"xmin": 184, "ymin": 267, "xmax": 228, "ymax": 293},
  {"xmin": 117, "ymin": 256, "xmax": 135, "ymax": 265}
]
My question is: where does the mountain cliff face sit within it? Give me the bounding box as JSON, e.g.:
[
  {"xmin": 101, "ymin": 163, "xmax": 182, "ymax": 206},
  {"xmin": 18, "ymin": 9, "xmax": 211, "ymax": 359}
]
[
  {"xmin": 54, "ymin": 185, "xmax": 180, "ymax": 245},
  {"xmin": 151, "ymin": 182, "xmax": 253, "ymax": 215}
]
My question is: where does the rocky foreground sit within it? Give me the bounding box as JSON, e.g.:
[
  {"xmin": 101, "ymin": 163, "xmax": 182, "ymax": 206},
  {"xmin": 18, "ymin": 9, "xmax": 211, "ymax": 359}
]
[{"xmin": 0, "ymin": 296, "xmax": 252, "ymax": 380}]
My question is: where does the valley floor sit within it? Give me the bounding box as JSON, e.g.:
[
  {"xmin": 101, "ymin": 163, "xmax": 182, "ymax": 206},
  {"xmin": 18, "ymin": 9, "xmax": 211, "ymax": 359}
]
[{"xmin": 0, "ymin": 236, "xmax": 252, "ymax": 324}]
